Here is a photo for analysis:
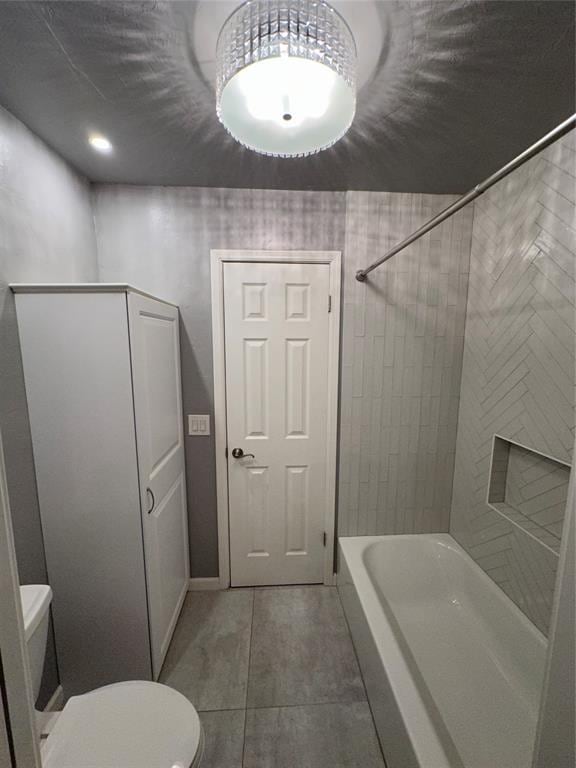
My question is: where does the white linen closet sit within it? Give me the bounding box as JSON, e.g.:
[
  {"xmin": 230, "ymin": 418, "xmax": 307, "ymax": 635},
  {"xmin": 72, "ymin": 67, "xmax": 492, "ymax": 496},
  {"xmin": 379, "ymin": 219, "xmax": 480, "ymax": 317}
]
[{"xmin": 12, "ymin": 284, "xmax": 189, "ymax": 697}]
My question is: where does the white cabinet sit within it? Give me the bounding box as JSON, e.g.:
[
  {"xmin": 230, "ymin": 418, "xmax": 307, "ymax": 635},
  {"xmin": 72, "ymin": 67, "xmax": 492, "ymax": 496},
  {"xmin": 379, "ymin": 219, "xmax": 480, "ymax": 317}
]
[{"xmin": 13, "ymin": 284, "xmax": 189, "ymax": 697}]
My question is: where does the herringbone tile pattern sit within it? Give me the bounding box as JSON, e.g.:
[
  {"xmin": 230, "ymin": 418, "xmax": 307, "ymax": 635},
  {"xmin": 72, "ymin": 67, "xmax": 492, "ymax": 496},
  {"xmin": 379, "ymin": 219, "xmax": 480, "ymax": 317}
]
[
  {"xmin": 504, "ymin": 444, "xmax": 569, "ymax": 544},
  {"xmin": 450, "ymin": 132, "xmax": 575, "ymax": 634},
  {"xmin": 338, "ymin": 192, "xmax": 473, "ymax": 536}
]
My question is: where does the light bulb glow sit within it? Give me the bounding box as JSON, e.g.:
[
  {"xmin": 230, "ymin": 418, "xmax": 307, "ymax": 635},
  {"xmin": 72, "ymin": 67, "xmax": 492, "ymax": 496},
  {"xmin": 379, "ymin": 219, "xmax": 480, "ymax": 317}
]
[
  {"xmin": 239, "ymin": 58, "xmax": 335, "ymax": 127},
  {"xmin": 88, "ymin": 134, "xmax": 113, "ymax": 153}
]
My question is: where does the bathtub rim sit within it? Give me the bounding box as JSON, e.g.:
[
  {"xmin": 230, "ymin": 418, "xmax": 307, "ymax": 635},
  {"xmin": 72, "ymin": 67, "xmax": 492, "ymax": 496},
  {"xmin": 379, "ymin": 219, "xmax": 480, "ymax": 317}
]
[{"xmin": 337, "ymin": 532, "xmax": 547, "ymax": 768}]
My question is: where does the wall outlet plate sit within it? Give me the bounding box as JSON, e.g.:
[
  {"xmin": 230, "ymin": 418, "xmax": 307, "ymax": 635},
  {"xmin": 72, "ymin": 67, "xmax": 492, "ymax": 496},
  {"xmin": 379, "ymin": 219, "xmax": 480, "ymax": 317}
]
[{"xmin": 188, "ymin": 414, "xmax": 210, "ymax": 436}]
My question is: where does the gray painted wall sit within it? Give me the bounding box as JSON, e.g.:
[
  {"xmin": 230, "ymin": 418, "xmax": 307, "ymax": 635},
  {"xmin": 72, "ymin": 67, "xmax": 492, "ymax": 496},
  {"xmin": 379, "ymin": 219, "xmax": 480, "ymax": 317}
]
[
  {"xmin": 450, "ymin": 131, "xmax": 575, "ymax": 635},
  {"xmin": 93, "ymin": 186, "xmax": 474, "ymax": 575},
  {"xmin": 339, "ymin": 192, "xmax": 472, "ymax": 536},
  {"xmin": 0, "ymin": 105, "xmax": 98, "ymax": 703},
  {"xmin": 93, "ymin": 186, "xmax": 346, "ymax": 577}
]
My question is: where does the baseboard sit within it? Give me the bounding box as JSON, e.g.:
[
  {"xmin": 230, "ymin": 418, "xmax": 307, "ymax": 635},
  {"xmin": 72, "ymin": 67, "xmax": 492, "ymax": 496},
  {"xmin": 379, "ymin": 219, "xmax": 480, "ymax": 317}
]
[
  {"xmin": 188, "ymin": 577, "xmax": 221, "ymax": 591},
  {"xmin": 44, "ymin": 684, "xmax": 64, "ymax": 712}
]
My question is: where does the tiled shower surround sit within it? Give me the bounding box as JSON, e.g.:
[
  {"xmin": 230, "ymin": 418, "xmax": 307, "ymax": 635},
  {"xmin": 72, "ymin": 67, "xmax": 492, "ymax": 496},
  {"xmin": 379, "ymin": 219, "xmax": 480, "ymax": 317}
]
[
  {"xmin": 450, "ymin": 131, "xmax": 575, "ymax": 634},
  {"xmin": 338, "ymin": 133, "xmax": 575, "ymax": 634},
  {"xmin": 338, "ymin": 192, "xmax": 473, "ymax": 536}
]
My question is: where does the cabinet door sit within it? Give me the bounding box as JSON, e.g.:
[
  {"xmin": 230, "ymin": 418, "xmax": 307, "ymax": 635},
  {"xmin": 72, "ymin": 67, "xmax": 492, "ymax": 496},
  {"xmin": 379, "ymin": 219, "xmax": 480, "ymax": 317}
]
[
  {"xmin": 128, "ymin": 293, "xmax": 189, "ymax": 677},
  {"xmin": 16, "ymin": 291, "xmax": 152, "ymax": 695}
]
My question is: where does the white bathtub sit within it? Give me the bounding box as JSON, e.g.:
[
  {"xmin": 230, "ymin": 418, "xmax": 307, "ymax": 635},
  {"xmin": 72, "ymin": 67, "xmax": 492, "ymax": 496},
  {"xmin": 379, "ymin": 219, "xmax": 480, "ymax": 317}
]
[{"xmin": 338, "ymin": 534, "xmax": 547, "ymax": 768}]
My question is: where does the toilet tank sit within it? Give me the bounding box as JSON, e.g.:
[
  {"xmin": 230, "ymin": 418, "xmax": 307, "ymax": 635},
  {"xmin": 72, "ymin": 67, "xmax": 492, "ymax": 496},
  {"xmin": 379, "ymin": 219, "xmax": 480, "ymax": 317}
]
[{"xmin": 20, "ymin": 585, "xmax": 53, "ymax": 703}]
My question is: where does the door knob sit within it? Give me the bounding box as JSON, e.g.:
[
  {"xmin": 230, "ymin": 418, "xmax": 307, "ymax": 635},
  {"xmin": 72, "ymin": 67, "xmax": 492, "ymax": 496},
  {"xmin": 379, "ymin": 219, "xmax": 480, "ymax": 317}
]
[{"xmin": 231, "ymin": 448, "xmax": 255, "ymax": 459}]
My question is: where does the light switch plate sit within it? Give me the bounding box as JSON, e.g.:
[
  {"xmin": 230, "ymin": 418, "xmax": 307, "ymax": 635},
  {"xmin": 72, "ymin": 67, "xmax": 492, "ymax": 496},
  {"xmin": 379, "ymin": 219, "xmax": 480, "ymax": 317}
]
[{"xmin": 188, "ymin": 414, "xmax": 210, "ymax": 436}]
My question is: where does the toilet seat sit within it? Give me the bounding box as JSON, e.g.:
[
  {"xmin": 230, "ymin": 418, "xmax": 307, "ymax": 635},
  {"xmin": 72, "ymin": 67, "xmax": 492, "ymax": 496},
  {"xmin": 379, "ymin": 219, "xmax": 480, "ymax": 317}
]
[{"xmin": 41, "ymin": 681, "xmax": 203, "ymax": 768}]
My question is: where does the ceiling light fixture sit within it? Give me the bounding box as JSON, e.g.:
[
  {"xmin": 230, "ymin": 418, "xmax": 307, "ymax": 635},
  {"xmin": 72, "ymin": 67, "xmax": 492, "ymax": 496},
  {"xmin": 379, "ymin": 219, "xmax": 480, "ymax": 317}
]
[
  {"xmin": 216, "ymin": 0, "xmax": 356, "ymax": 157},
  {"xmin": 88, "ymin": 134, "xmax": 113, "ymax": 153}
]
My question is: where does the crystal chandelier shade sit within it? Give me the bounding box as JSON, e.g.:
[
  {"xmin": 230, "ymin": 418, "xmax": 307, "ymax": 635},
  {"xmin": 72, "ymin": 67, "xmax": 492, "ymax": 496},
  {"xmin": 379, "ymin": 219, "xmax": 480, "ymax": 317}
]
[{"xmin": 216, "ymin": 0, "xmax": 357, "ymax": 157}]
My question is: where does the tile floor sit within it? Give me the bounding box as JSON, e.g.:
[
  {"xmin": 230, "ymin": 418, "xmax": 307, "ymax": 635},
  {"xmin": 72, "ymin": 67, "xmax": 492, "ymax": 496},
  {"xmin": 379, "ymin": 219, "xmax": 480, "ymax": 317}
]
[{"xmin": 160, "ymin": 586, "xmax": 386, "ymax": 768}]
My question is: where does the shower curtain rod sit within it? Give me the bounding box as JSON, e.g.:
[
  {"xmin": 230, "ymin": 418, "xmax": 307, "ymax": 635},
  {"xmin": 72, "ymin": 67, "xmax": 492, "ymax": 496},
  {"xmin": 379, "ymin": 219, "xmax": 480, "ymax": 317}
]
[{"xmin": 355, "ymin": 113, "xmax": 576, "ymax": 282}]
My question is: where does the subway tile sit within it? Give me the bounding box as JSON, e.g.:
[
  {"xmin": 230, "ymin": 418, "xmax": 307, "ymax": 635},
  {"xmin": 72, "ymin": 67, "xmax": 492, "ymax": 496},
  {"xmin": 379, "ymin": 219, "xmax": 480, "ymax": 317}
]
[{"xmin": 451, "ymin": 134, "xmax": 574, "ymax": 633}]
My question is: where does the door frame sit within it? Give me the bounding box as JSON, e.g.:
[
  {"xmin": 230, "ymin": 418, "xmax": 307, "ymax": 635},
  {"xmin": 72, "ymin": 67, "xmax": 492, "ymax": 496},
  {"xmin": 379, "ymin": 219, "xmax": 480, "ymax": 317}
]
[{"xmin": 210, "ymin": 249, "xmax": 342, "ymax": 589}]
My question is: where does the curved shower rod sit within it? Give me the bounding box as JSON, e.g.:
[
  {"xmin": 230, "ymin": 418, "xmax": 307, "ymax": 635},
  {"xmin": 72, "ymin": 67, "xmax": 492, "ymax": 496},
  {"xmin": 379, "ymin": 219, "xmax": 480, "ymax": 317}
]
[{"xmin": 355, "ymin": 113, "xmax": 576, "ymax": 282}]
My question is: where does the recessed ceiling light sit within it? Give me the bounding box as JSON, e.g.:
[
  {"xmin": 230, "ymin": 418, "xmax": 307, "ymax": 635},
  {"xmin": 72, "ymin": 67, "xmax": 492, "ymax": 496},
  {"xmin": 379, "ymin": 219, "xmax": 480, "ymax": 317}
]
[{"xmin": 88, "ymin": 134, "xmax": 113, "ymax": 153}]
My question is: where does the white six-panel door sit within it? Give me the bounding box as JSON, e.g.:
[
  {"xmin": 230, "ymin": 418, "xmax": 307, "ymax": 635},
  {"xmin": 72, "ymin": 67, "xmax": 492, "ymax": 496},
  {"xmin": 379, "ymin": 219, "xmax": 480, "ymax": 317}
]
[
  {"xmin": 128, "ymin": 294, "xmax": 189, "ymax": 677},
  {"xmin": 223, "ymin": 262, "xmax": 330, "ymax": 586}
]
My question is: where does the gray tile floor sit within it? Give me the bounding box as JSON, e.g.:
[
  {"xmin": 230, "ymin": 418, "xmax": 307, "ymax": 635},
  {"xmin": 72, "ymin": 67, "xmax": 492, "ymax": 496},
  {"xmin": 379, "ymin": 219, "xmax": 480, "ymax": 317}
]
[{"xmin": 160, "ymin": 586, "xmax": 385, "ymax": 768}]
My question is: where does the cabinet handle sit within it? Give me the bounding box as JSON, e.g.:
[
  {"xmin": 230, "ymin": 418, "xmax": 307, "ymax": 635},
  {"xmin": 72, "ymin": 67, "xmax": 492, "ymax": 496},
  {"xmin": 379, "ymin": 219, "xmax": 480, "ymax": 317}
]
[{"xmin": 146, "ymin": 488, "xmax": 155, "ymax": 514}]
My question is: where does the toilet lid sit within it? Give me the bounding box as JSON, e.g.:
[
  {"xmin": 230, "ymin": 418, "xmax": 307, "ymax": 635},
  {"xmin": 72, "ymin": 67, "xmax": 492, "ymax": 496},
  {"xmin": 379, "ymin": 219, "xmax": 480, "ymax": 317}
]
[{"xmin": 42, "ymin": 681, "xmax": 202, "ymax": 768}]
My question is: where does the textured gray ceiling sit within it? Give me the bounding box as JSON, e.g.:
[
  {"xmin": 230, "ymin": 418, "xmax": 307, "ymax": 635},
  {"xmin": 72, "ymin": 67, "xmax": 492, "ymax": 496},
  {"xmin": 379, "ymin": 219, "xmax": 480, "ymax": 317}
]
[{"xmin": 0, "ymin": 0, "xmax": 573, "ymax": 192}]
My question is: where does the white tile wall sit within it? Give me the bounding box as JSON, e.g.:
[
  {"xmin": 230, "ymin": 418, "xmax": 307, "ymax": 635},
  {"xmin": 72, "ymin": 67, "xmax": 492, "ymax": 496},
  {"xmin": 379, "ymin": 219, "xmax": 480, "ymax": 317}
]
[
  {"xmin": 450, "ymin": 131, "xmax": 576, "ymax": 634},
  {"xmin": 338, "ymin": 192, "xmax": 473, "ymax": 536}
]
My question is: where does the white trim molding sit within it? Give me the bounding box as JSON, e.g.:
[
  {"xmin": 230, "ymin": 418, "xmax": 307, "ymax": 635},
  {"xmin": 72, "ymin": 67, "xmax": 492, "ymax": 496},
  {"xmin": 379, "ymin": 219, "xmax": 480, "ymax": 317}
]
[
  {"xmin": 188, "ymin": 577, "xmax": 221, "ymax": 591},
  {"xmin": 10, "ymin": 283, "xmax": 177, "ymax": 307},
  {"xmin": 210, "ymin": 249, "xmax": 342, "ymax": 589}
]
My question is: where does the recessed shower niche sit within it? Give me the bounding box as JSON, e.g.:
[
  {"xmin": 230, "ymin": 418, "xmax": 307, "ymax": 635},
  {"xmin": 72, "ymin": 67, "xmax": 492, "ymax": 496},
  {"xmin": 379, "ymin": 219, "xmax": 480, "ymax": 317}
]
[{"xmin": 488, "ymin": 436, "xmax": 571, "ymax": 554}]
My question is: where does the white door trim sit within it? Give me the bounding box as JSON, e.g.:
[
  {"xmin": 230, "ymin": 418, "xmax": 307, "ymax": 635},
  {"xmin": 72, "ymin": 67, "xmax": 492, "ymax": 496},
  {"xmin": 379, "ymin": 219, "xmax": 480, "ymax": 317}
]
[{"xmin": 211, "ymin": 249, "xmax": 341, "ymax": 589}]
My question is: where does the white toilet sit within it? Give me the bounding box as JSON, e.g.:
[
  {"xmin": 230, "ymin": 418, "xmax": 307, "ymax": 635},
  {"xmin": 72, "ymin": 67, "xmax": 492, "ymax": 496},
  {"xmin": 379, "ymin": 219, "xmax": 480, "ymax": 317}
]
[{"xmin": 20, "ymin": 584, "xmax": 204, "ymax": 767}]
